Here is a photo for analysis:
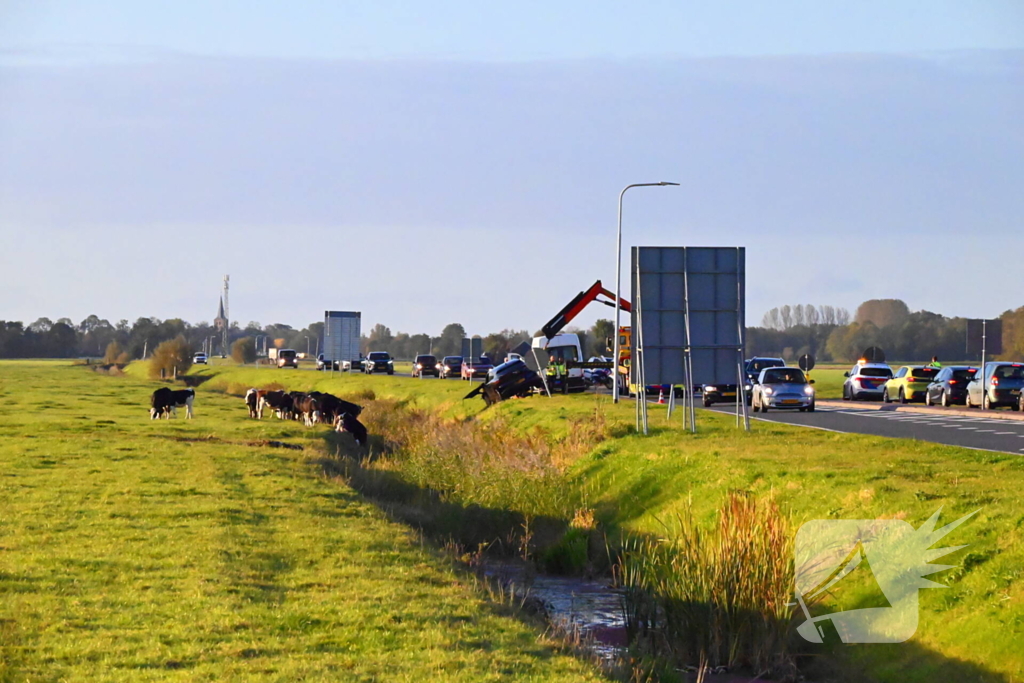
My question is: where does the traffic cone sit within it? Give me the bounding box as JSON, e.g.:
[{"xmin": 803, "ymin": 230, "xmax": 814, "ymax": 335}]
[{"xmin": 657, "ymin": 388, "xmax": 665, "ymax": 404}]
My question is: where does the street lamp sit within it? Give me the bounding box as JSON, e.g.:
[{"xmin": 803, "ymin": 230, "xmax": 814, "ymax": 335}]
[
  {"xmin": 613, "ymin": 182, "xmax": 679, "ymax": 404},
  {"xmin": 209, "ymin": 335, "xmax": 217, "ymax": 358},
  {"xmin": 304, "ymin": 336, "xmax": 311, "ymax": 358}
]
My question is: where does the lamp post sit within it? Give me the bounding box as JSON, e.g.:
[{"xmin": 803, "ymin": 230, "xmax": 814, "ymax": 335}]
[
  {"xmin": 613, "ymin": 182, "xmax": 679, "ymax": 404},
  {"xmin": 304, "ymin": 336, "xmax": 311, "ymax": 358},
  {"xmin": 209, "ymin": 335, "xmax": 216, "ymax": 358}
]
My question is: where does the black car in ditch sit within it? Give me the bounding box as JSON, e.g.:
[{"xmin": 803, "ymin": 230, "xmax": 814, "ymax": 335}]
[
  {"xmin": 465, "ymin": 359, "xmax": 543, "ymax": 406},
  {"xmin": 363, "ymin": 351, "xmax": 394, "ymax": 375}
]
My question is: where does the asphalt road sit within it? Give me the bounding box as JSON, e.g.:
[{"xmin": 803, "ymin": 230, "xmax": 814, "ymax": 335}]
[{"xmin": 707, "ymin": 402, "xmax": 1024, "ymax": 456}]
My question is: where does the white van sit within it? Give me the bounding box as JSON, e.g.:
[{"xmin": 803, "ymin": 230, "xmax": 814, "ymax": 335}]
[{"xmin": 531, "ymin": 333, "xmax": 586, "ymax": 392}]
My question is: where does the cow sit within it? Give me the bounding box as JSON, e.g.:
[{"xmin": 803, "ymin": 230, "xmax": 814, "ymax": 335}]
[
  {"xmin": 294, "ymin": 395, "xmax": 321, "ymax": 427},
  {"xmin": 150, "ymin": 387, "xmax": 195, "ymax": 419},
  {"xmin": 244, "ymin": 388, "xmax": 262, "ymax": 419},
  {"xmin": 259, "ymin": 390, "xmax": 293, "ymax": 420},
  {"xmin": 310, "ymin": 392, "xmax": 362, "ymax": 425},
  {"xmin": 334, "ymin": 412, "xmax": 367, "ymax": 446}
]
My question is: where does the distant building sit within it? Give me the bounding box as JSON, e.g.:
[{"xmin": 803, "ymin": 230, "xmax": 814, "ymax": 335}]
[{"xmin": 214, "ymin": 297, "xmax": 228, "ymax": 332}]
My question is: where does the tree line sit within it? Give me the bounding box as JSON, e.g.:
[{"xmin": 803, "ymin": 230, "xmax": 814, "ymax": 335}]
[
  {"xmin": 748, "ymin": 299, "xmax": 1024, "ymax": 363},
  {"xmin": 8, "ymin": 299, "xmax": 1018, "ymax": 364},
  {"xmin": 0, "ymin": 315, "xmax": 617, "ymax": 362}
]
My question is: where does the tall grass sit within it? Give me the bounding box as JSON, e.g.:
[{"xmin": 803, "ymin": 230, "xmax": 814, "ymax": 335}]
[{"xmin": 619, "ymin": 493, "xmax": 796, "ymax": 678}]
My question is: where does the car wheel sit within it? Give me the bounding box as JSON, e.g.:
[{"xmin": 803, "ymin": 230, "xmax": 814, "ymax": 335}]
[
  {"xmin": 703, "ymin": 397, "xmax": 712, "ymax": 408},
  {"xmin": 965, "ymin": 391, "xmax": 974, "ymax": 408},
  {"xmin": 807, "ymin": 401, "xmax": 816, "ymax": 413},
  {"xmin": 882, "ymin": 388, "xmax": 890, "ymax": 403},
  {"xmin": 941, "ymin": 391, "xmax": 950, "ymax": 408},
  {"xmin": 899, "ymin": 388, "xmax": 907, "ymax": 404},
  {"xmin": 761, "ymin": 403, "xmax": 768, "ymax": 413},
  {"xmin": 842, "ymin": 384, "xmax": 850, "ymax": 401},
  {"xmin": 984, "ymin": 394, "xmax": 992, "ymax": 410},
  {"xmin": 925, "ymin": 391, "xmax": 933, "ymax": 406}
]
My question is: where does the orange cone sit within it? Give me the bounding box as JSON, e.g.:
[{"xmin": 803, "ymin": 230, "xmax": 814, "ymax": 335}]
[{"xmin": 657, "ymin": 388, "xmax": 665, "ymax": 404}]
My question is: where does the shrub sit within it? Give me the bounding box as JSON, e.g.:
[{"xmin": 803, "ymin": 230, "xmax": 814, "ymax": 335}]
[
  {"xmin": 148, "ymin": 336, "xmax": 193, "ymax": 379},
  {"xmin": 103, "ymin": 341, "xmax": 123, "ymax": 365},
  {"xmin": 231, "ymin": 337, "xmax": 257, "ymax": 364}
]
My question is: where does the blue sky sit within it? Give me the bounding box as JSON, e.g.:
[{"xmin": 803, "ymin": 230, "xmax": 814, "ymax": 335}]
[{"xmin": 1, "ymin": 2, "xmax": 1022, "ymax": 335}]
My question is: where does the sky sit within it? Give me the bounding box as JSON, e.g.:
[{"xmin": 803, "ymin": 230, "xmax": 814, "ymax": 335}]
[{"xmin": 1, "ymin": 2, "xmax": 1022, "ymax": 336}]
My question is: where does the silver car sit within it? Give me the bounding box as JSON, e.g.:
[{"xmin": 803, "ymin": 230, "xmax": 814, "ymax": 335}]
[
  {"xmin": 752, "ymin": 367, "xmax": 816, "ymax": 412},
  {"xmin": 965, "ymin": 361, "xmax": 1024, "ymax": 410}
]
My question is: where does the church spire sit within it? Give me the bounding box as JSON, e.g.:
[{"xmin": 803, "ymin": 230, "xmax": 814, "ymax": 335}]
[{"xmin": 217, "ymin": 297, "xmax": 225, "ymax": 320}]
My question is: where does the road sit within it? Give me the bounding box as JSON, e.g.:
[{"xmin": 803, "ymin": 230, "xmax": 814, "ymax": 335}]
[{"xmin": 707, "ymin": 402, "xmax": 1024, "ymax": 456}]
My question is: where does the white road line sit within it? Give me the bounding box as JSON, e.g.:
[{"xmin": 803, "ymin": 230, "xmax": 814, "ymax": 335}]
[
  {"xmin": 958, "ymin": 427, "xmax": 977, "ymax": 431},
  {"xmin": 995, "ymin": 432, "xmax": 1016, "ymax": 435},
  {"xmin": 975, "ymin": 429, "xmax": 995, "ymax": 433}
]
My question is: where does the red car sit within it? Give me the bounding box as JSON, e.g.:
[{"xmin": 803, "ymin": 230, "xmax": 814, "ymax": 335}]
[{"xmin": 461, "ymin": 357, "xmax": 493, "ymax": 380}]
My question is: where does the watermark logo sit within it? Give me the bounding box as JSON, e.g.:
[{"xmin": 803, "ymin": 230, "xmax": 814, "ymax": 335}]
[{"xmin": 793, "ymin": 507, "xmax": 977, "ymax": 643}]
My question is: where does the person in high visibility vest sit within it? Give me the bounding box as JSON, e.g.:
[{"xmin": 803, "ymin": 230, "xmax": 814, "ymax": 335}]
[
  {"xmin": 929, "ymin": 355, "xmax": 943, "ymax": 368},
  {"xmin": 546, "ymin": 354, "xmax": 568, "ymax": 393}
]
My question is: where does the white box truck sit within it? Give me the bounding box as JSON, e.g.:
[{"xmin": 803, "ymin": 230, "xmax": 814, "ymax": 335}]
[{"xmin": 322, "ymin": 311, "xmax": 362, "ymax": 371}]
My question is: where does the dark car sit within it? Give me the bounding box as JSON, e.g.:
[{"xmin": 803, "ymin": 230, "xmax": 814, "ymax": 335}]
[
  {"xmin": 461, "ymin": 357, "xmax": 493, "ymax": 380},
  {"xmin": 465, "ymin": 359, "xmax": 543, "ymax": 406},
  {"xmin": 924, "ymin": 366, "xmax": 978, "ymax": 407},
  {"xmin": 363, "ymin": 351, "xmax": 394, "ymax": 375},
  {"xmin": 702, "ymin": 357, "xmax": 785, "ymax": 407},
  {"xmin": 316, "ymin": 353, "xmax": 339, "ymax": 371},
  {"xmin": 412, "ymin": 354, "xmax": 440, "ymax": 378},
  {"xmin": 439, "ymin": 356, "xmax": 463, "ymax": 379},
  {"xmin": 276, "ymin": 349, "xmax": 298, "ymax": 369},
  {"xmin": 966, "ymin": 362, "xmax": 1024, "ymax": 410}
]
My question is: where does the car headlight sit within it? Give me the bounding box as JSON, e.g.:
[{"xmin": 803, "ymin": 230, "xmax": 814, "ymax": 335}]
[
  {"xmin": 804, "ymin": 385, "xmax": 815, "ymax": 395},
  {"xmin": 763, "ymin": 387, "xmax": 774, "ymax": 395},
  {"xmin": 706, "ymin": 386, "xmax": 718, "ymax": 392},
  {"xmin": 415, "ymin": 363, "xmax": 422, "ymax": 369},
  {"xmin": 435, "ymin": 363, "xmax": 441, "ymax": 369},
  {"xmin": 744, "ymin": 385, "xmax": 752, "ymax": 391},
  {"xmin": 388, "ymin": 360, "xmax": 394, "ymax": 365}
]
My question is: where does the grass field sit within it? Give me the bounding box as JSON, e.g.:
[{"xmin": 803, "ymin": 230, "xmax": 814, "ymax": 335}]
[
  {"xmin": 189, "ymin": 362, "xmax": 1024, "ymax": 682},
  {"xmin": 4, "ymin": 360, "xmax": 1022, "ymax": 681},
  {"xmin": 0, "ymin": 361, "xmax": 604, "ymax": 682}
]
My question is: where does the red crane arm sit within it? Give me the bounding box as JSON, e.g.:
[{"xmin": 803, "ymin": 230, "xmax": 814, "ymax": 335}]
[{"xmin": 541, "ymin": 280, "xmax": 632, "ymax": 339}]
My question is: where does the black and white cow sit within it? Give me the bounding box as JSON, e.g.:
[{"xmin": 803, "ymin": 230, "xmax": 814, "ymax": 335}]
[
  {"xmin": 150, "ymin": 387, "xmax": 195, "ymax": 419},
  {"xmin": 334, "ymin": 412, "xmax": 367, "ymax": 446},
  {"xmin": 259, "ymin": 390, "xmax": 293, "ymax": 420},
  {"xmin": 244, "ymin": 388, "xmax": 261, "ymax": 419},
  {"xmin": 311, "ymin": 392, "xmax": 362, "ymax": 425},
  {"xmin": 294, "ymin": 395, "xmax": 321, "ymax": 427}
]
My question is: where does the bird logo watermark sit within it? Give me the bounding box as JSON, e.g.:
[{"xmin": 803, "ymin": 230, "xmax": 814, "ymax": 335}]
[{"xmin": 792, "ymin": 507, "xmax": 978, "ymax": 643}]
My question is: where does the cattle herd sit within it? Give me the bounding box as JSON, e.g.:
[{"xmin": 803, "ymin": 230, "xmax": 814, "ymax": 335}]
[{"xmin": 148, "ymin": 386, "xmax": 368, "ymax": 446}]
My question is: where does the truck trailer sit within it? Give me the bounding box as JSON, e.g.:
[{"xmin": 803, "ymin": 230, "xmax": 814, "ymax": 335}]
[{"xmin": 323, "ymin": 311, "xmax": 362, "ymax": 371}]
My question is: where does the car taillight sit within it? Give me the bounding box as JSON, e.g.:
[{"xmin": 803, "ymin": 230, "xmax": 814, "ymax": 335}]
[
  {"xmin": 949, "ymin": 380, "xmax": 957, "ymax": 385},
  {"xmin": 907, "ymin": 377, "xmax": 915, "ymax": 383},
  {"xmin": 992, "ymin": 377, "xmax": 999, "ymax": 386}
]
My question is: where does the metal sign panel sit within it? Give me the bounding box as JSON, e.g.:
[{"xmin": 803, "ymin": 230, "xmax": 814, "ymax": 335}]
[
  {"xmin": 966, "ymin": 319, "xmax": 1002, "ymax": 355},
  {"xmin": 323, "ymin": 311, "xmax": 361, "ymax": 363},
  {"xmin": 460, "ymin": 337, "xmax": 484, "ymax": 360},
  {"xmin": 631, "ymin": 246, "xmax": 745, "ymax": 386}
]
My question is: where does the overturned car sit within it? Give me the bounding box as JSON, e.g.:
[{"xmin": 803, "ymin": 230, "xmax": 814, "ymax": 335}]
[{"xmin": 464, "ymin": 358, "xmax": 544, "ymax": 406}]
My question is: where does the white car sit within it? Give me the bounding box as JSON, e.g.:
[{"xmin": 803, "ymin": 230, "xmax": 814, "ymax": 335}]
[
  {"xmin": 752, "ymin": 367, "xmax": 815, "ymax": 412},
  {"xmin": 192, "ymin": 353, "xmax": 208, "ymax": 365},
  {"xmin": 842, "ymin": 362, "xmax": 893, "ymax": 401}
]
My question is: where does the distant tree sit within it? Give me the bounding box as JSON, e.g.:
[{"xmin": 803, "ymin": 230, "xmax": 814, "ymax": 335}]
[
  {"xmin": 148, "ymin": 335, "xmax": 193, "ymax": 379},
  {"xmin": 436, "ymin": 323, "xmax": 466, "ymax": 357},
  {"xmin": 1000, "ymin": 307, "xmax": 1024, "ymax": 360},
  {"xmin": 367, "ymin": 323, "xmax": 393, "ymax": 352},
  {"xmin": 855, "ymin": 299, "xmax": 910, "ymax": 329},
  {"xmin": 231, "ymin": 337, "xmax": 257, "ymax": 364},
  {"xmin": 103, "ymin": 341, "xmax": 130, "ymax": 365},
  {"xmin": 779, "ymin": 305, "xmax": 793, "ymax": 329},
  {"xmin": 589, "ymin": 319, "xmax": 615, "ymax": 356},
  {"xmin": 28, "ymin": 317, "xmax": 53, "ymax": 333}
]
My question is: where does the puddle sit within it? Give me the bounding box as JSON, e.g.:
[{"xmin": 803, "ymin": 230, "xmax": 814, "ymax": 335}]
[{"xmin": 483, "ymin": 562, "xmax": 626, "ymax": 661}]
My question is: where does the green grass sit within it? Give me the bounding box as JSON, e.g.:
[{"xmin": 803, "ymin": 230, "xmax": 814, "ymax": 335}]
[
  {"xmin": 185, "ymin": 362, "xmax": 1023, "ymax": 682},
  {"xmin": 0, "ymin": 361, "xmax": 604, "ymax": 682},
  {"xmin": 10, "ymin": 360, "xmax": 1024, "ymax": 681}
]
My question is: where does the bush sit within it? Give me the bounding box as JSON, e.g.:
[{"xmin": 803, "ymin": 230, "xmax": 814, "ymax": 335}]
[
  {"xmin": 231, "ymin": 337, "xmax": 257, "ymax": 364},
  {"xmin": 148, "ymin": 336, "xmax": 193, "ymax": 379},
  {"xmin": 103, "ymin": 341, "xmax": 122, "ymax": 365}
]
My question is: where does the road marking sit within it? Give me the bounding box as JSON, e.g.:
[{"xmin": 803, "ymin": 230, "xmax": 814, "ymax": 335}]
[
  {"xmin": 958, "ymin": 427, "xmax": 977, "ymax": 431},
  {"xmin": 975, "ymin": 429, "xmax": 995, "ymax": 433},
  {"xmin": 996, "ymin": 432, "xmax": 1016, "ymax": 435}
]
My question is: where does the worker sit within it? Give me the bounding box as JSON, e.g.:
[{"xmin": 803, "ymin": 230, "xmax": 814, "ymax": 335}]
[
  {"xmin": 929, "ymin": 355, "xmax": 943, "ymax": 368},
  {"xmin": 546, "ymin": 354, "xmax": 567, "ymax": 393}
]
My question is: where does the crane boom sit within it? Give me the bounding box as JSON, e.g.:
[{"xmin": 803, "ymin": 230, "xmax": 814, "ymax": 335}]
[{"xmin": 541, "ymin": 280, "xmax": 632, "ymax": 340}]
